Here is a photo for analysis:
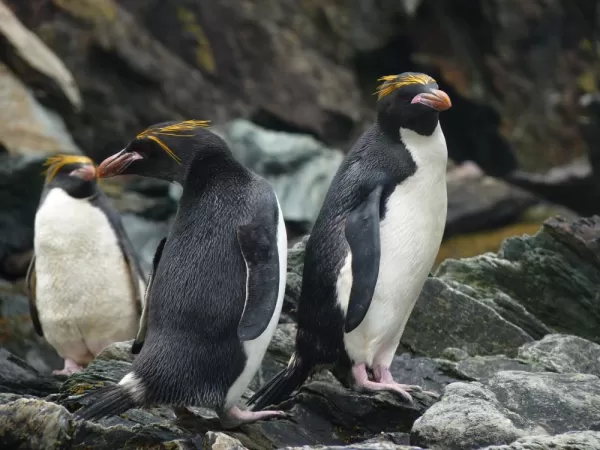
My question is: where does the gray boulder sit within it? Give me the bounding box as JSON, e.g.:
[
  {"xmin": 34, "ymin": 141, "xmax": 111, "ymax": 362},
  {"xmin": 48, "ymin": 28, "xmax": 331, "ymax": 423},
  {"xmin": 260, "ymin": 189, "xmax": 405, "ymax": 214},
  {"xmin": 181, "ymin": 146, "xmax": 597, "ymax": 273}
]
[
  {"xmin": 518, "ymin": 334, "xmax": 600, "ymax": 377},
  {"xmin": 481, "ymin": 431, "xmax": 600, "ymax": 450},
  {"xmin": 411, "ymin": 371, "xmax": 600, "ymax": 450},
  {"xmin": 215, "ymin": 119, "xmax": 344, "ymax": 227},
  {"xmin": 433, "ymin": 216, "xmax": 600, "ymax": 345}
]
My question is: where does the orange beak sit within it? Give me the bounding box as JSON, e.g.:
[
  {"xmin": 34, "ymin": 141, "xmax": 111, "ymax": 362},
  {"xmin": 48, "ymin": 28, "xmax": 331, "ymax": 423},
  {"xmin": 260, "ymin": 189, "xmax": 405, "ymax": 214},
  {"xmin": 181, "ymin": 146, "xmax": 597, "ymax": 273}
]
[
  {"xmin": 97, "ymin": 149, "xmax": 144, "ymax": 178},
  {"xmin": 411, "ymin": 89, "xmax": 452, "ymax": 111}
]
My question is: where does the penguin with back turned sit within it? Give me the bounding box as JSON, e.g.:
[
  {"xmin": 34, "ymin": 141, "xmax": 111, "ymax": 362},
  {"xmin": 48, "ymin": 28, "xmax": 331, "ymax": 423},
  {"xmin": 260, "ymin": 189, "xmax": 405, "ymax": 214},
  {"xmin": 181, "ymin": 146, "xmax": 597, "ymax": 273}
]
[
  {"xmin": 26, "ymin": 155, "xmax": 146, "ymax": 376},
  {"xmin": 248, "ymin": 72, "xmax": 452, "ymax": 410},
  {"xmin": 74, "ymin": 120, "xmax": 288, "ymax": 428}
]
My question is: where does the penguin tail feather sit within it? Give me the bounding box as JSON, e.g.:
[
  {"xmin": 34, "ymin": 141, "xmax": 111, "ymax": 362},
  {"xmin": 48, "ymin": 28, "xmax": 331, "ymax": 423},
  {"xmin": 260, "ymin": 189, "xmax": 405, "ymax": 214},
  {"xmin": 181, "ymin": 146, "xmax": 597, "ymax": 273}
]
[
  {"xmin": 247, "ymin": 353, "xmax": 312, "ymax": 411},
  {"xmin": 73, "ymin": 384, "xmax": 137, "ymax": 421}
]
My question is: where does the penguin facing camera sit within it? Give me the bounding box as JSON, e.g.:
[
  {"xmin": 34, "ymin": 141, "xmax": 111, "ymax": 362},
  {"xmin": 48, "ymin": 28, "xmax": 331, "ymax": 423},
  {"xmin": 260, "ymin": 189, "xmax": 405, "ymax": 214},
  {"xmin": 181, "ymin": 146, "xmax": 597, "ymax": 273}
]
[
  {"xmin": 73, "ymin": 120, "xmax": 288, "ymax": 429},
  {"xmin": 26, "ymin": 154, "xmax": 146, "ymax": 376},
  {"xmin": 248, "ymin": 72, "xmax": 452, "ymax": 411}
]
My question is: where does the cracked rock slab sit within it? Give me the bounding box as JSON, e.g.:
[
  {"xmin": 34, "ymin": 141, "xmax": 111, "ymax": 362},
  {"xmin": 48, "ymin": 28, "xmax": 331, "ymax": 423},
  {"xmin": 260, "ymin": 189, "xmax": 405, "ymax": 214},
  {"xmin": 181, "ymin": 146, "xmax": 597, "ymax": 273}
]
[
  {"xmin": 480, "ymin": 431, "xmax": 600, "ymax": 450},
  {"xmin": 411, "ymin": 371, "xmax": 600, "ymax": 450},
  {"xmin": 517, "ymin": 334, "xmax": 600, "ymax": 377}
]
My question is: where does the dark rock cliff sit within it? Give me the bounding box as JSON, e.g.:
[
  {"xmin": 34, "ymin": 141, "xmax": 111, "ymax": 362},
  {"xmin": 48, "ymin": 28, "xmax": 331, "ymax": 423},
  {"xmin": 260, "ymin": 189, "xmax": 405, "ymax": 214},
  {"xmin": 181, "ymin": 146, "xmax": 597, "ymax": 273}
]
[{"xmin": 3, "ymin": 0, "xmax": 599, "ymax": 212}]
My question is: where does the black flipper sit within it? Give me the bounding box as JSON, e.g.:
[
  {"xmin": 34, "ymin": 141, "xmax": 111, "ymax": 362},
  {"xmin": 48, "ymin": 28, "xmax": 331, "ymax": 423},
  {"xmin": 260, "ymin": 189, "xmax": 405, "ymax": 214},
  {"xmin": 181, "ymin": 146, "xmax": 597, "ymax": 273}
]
[
  {"xmin": 25, "ymin": 254, "xmax": 43, "ymax": 337},
  {"xmin": 236, "ymin": 222, "xmax": 280, "ymax": 341},
  {"xmin": 90, "ymin": 194, "xmax": 147, "ymax": 315},
  {"xmin": 246, "ymin": 352, "xmax": 312, "ymax": 411},
  {"xmin": 344, "ymin": 185, "xmax": 383, "ymax": 334},
  {"xmin": 74, "ymin": 384, "xmax": 136, "ymax": 421},
  {"xmin": 132, "ymin": 237, "xmax": 166, "ymax": 355}
]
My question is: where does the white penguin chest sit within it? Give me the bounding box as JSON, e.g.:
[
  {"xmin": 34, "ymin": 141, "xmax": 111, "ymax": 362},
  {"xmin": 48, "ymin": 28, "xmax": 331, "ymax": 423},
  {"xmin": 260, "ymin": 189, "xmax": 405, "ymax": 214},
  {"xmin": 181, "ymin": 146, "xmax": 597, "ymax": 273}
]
[
  {"xmin": 337, "ymin": 124, "xmax": 448, "ymax": 366},
  {"xmin": 34, "ymin": 188, "xmax": 137, "ymax": 333},
  {"xmin": 375, "ymin": 125, "xmax": 447, "ymax": 312}
]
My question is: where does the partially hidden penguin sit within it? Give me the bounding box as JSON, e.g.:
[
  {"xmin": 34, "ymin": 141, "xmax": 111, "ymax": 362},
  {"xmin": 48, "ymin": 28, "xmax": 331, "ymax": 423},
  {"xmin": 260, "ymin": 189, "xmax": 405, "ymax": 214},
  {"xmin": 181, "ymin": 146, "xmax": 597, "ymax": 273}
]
[
  {"xmin": 73, "ymin": 120, "xmax": 288, "ymax": 428},
  {"xmin": 26, "ymin": 154, "xmax": 147, "ymax": 376},
  {"xmin": 248, "ymin": 72, "xmax": 452, "ymax": 411}
]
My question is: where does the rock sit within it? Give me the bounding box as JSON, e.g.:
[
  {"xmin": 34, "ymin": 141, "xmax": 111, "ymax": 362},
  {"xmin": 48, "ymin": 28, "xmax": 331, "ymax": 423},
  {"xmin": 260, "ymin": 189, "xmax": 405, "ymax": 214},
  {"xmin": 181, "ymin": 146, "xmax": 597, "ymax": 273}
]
[
  {"xmin": 47, "ymin": 349, "xmax": 437, "ymax": 450},
  {"xmin": 0, "ymin": 155, "xmax": 46, "ymax": 269},
  {"xmin": 216, "ymin": 119, "xmax": 344, "ymax": 227},
  {"xmin": 2, "ymin": 0, "xmax": 599, "ymax": 216},
  {"xmin": 0, "ymin": 398, "xmax": 72, "ymax": 450},
  {"xmin": 390, "ymin": 353, "xmax": 462, "ymax": 396},
  {"xmin": 95, "ymin": 340, "xmax": 135, "ymax": 364},
  {"xmin": 440, "ymin": 160, "xmax": 579, "ymax": 263},
  {"xmin": 0, "ymin": 61, "xmax": 80, "ymax": 157},
  {"xmin": 435, "ymin": 216, "xmax": 600, "ymax": 345},
  {"xmin": 445, "ymin": 163, "xmax": 578, "ymax": 238},
  {"xmin": 518, "ymin": 334, "xmax": 600, "ymax": 377},
  {"xmin": 120, "ymin": 213, "xmax": 170, "ymax": 277},
  {"xmin": 436, "ymin": 222, "xmax": 547, "ymax": 268},
  {"xmin": 411, "ymin": 381, "xmax": 529, "ymax": 450},
  {"xmin": 102, "ymin": 177, "xmax": 178, "ymax": 222},
  {"xmin": 411, "ymin": 371, "xmax": 600, "ymax": 450},
  {"xmin": 445, "ymin": 167, "xmax": 538, "ymax": 237},
  {"xmin": 206, "ymin": 431, "xmax": 247, "ymax": 450},
  {"xmin": 402, "ymin": 277, "xmax": 534, "ymax": 358},
  {"xmin": 1, "ymin": 249, "xmax": 32, "ymax": 278},
  {"xmin": 283, "ymin": 434, "xmax": 423, "ymax": 450},
  {"xmin": 0, "ymin": 279, "xmax": 62, "ymax": 374},
  {"xmin": 0, "ymin": 1, "xmax": 81, "ymax": 112},
  {"xmin": 439, "ymin": 354, "xmax": 546, "ymax": 383},
  {"xmin": 4, "ymin": 0, "xmax": 364, "ymax": 165},
  {"xmin": 0, "ymin": 56, "xmax": 81, "ymax": 267},
  {"xmin": 0, "ymin": 347, "xmax": 60, "ymax": 397},
  {"xmin": 481, "ymin": 431, "xmax": 600, "ymax": 450},
  {"xmin": 440, "ymin": 348, "xmax": 469, "ymax": 362}
]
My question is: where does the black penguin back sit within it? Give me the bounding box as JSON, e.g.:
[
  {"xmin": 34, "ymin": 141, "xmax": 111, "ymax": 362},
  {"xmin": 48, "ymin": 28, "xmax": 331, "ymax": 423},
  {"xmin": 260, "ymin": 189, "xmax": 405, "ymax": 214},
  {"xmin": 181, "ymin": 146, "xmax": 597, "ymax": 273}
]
[{"xmin": 132, "ymin": 156, "xmax": 278, "ymax": 407}]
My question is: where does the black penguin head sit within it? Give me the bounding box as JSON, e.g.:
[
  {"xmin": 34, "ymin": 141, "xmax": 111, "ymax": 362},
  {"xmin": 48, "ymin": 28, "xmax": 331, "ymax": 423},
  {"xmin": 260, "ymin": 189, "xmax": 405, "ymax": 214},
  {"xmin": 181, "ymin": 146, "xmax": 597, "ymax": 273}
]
[
  {"xmin": 375, "ymin": 72, "xmax": 452, "ymax": 138},
  {"xmin": 97, "ymin": 120, "xmax": 219, "ymax": 184},
  {"xmin": 43, "ymin": 155, "xmax": 98, "ymax": 198}
]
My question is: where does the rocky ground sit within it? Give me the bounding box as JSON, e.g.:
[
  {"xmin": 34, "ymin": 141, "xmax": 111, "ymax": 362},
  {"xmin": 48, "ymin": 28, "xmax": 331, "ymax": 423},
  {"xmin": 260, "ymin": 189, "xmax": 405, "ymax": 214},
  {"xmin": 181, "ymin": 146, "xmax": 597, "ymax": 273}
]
[
  {"xmin": 0, "ymin": 1, "xmax": 599, "ymax": 449},
  {"xmin": 1, "ymin": 215, "xmax": 600, "ymax": 449}
]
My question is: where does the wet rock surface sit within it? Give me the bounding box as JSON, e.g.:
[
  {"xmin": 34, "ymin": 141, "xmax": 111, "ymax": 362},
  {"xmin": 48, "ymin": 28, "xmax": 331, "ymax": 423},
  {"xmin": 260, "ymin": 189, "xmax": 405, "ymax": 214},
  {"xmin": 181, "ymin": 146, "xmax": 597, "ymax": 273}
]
[
  {"xmin": 404, "ymin": 216, "xmax": 600, "ymax": 357},
  {"xmin": 411, "ymin": 371, "xmax": 600, "ymax": 450},
  {"xmin": 1, "ymin": 216, "xmax": 600, "ymax": 448}
]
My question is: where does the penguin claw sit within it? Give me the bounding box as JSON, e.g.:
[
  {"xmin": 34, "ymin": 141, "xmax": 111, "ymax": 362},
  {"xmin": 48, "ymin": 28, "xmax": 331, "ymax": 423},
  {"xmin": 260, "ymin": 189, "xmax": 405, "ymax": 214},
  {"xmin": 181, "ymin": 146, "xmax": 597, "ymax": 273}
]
[
  {"xmin": 52, "ymin": 359, "xmax": 84, "ymax": 376},
  {"xmin": 218, "ymin": 406, "xmax": 286, "ymax": 429}
]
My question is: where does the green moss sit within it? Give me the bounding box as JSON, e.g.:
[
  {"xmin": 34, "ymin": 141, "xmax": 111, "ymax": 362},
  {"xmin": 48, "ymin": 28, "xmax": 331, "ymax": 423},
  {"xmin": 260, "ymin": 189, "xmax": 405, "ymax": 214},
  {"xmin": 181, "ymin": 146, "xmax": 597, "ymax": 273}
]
[
  {"xmin": 161, "ymin": 442, "xmax": 181, "ymax": 450},
  {"xmin": 52, "ymin": 0, "xmax": 117, "ymax": 23},
  {"xmin": 176, "ymin": 7, "xmax": 216, "ymax": 75},
  {"xmin": 67, "ymin": 382, "xmax": 97, "ymax": 395}
]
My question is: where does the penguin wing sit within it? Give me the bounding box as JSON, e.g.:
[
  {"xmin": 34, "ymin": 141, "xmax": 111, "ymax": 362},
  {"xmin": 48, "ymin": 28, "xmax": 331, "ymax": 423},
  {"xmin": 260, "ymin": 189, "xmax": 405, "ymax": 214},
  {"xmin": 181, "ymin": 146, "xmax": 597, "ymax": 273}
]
[
  {"xmin": 25, "ymin": 254, "xmax": 44, "ymax": 337},
  {"xmin": 90, "ymin": 194, "xmax": 147, "ymax": 315},
  {"xmin": 236, "ymin": 220, "xmax": 280, "ymax": 341},
  {"xmin": 132, "ymin": 237, "xmax": 166, "ymax": 354},
  {"xmin": 344, "ymin": 184, "xmax": 384, "ymax": 333}
]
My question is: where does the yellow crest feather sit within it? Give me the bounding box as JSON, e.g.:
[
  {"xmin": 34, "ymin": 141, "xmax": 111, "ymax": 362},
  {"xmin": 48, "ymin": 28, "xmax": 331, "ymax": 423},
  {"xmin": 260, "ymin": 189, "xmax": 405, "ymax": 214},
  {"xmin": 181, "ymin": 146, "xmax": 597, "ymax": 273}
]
[
  {"xmin": 43, "ymin": 154, "xmax": 95, "ymax": 181},
  {"xmin": 375, "ymin": 73, "xmax": 436, "ymax": 100},
  {"xmin": 135, "ymin": 120, "xmax": 211, "ymax": 165}
]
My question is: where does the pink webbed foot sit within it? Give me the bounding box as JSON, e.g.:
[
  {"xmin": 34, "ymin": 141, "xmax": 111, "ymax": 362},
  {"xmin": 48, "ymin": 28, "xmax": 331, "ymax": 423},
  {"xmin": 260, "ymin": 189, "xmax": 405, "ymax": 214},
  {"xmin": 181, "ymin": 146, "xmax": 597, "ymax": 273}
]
[
  {"xmin": 372, "ymin": 364, "xmax": 439, "ymax": 399},
  {"xmin": 351, "ymin": 363, "xmax": 414, "ymax": 402},
  {"xmin": 52, "ymin": 358, "xmax": 84, "ymax": 376},
  {"xmin": 218, "ymin": 405, "xmax": 286, "ymax": 429}
]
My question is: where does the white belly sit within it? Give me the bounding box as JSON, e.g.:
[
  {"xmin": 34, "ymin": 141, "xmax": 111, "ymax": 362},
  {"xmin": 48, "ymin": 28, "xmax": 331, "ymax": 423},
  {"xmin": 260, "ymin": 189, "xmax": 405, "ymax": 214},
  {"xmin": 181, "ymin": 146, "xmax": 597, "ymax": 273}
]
[
  {"xmin": 337, "ymin": 123, "xmax": 448, "ymax": 367},
  {"xmin": 34, "ymin": 188, "xmax": 140, "ymax": 363},
  {"xmin": 224, "ymin": 197, "xmax": 288, "ymax": 408}
]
